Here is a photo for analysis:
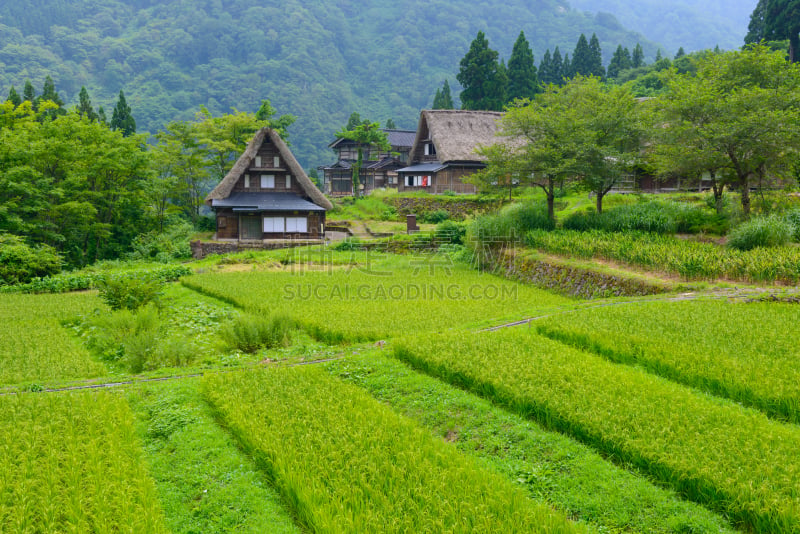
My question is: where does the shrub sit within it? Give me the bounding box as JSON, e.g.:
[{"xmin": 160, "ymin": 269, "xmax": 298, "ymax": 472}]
[
  {"xmin": 435, "ymin": 221, "xmax": 467, "ymax": 245},
  {"xmin": 562, "ymin": 201, "xmax": 725, "ymax": 235},
  {"xmin": 0, "ymin": 233, "xmax": 62, "ymax": 285},
  {"xmin": 221, "ymin": 314, "xmax": 294, "ymax": 353},
  {"xmin": 97, "ymin": 276, "xmax": 162, "ymax": 310},
  {"xmin": 420, "ymin": 209, "xmax": 450, "ymax": 224},
  {"xmin": 727, "ymin": 215, "xmax": 794, "ymax": 251},
  {"xmin": 784, "ymin": 209, "xmax": 800, "ymax": 241},
  {"xmin": 331, "ymin": 237, "xmax": 363, "ymax": 251},
  {"xmin": 127, "ymin": 220, "xmax": 193, "ymax": 262}
]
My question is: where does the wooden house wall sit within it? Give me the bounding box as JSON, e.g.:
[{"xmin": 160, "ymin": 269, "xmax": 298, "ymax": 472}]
[
  {"xmin": 214, "ymin": 209, "xmax": 325, "ymax": 240},
  {"xmin": 231, "ymin": 139, "xmax": 305, "ymax": 195},
  {"xmin": 398, "ymin": 167, "xmax": 478, "ymax": 194}
]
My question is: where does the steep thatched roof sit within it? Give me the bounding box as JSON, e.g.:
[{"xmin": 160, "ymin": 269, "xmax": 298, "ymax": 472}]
[
  {"xmin": 411, "ymin": 110, "xmax": 505, "ymax": 163},
  {"xmin": 205, "ymin": 128, "xmax": 332, "ymax": 210}
]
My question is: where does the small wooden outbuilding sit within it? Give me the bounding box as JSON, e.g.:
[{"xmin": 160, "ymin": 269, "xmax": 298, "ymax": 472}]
[{"xmin": 205, "ymin": 128, "xmax": 332, "ymax": 241}]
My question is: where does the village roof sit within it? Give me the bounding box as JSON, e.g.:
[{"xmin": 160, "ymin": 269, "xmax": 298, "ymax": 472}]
[
  {"xmin": 411, "ymin": 110, "xmax": 505, "ymax": 163},
  {"xmin": 321, "ymin": 157, "xmax": 404, "ymax": 171},
  {"xmin": 205, "ymin": 127, "xmax": 332, "ymax": 210},
  {"xmin": 210, "ymin": 192, "xmax": 327, "ymax": 212},
  {"xmin": 396, "ymin": 162, "xmax": 448, "ymax": 174},
  {"xmin": 328, "ymin": 129, "xmax": 416, "ymax": 150}
]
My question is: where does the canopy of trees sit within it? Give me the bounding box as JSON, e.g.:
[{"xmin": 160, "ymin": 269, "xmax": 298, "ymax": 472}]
[{"xmin": 0, "ymin": 0, "xmax": 659, "ymax": 169}]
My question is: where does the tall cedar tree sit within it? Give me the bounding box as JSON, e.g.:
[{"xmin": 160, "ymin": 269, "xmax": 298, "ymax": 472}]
[
  {"xmin": 572, "ymin": 34, "xmax": 592, "ymax": 77},
  {"xmin": 457, "ymin": 31, "xmax": 507, "ymax": 111},
  {"xmin": 632, "ymin": 43, "xmax": 645, "ymax": 68},
  {"xmin": 588, "ymin": 34, "xmax": 605, "ymax": 78},
  {"xmin": 675, "ymin": 47, "xmax": 686, "ymax": 59},
  {"xmin": 110, "ymin": 90, "xmax": 136, "ymax": 136},
  {"xmin": 432, "ymin": 79, "xmax": 454, "ymax": 109},
  {"xmin": 745, "ymin": 0, "xmax": 767, "ymax": 44},
  {"xmin": 38, "ymin": 76, "xmax": 66, "ymax": 121},
  {"xmin": 563, "ymin": 53, "xmax": 572, "ymax": 80},
  {"xmin": 77, "ymin": 86, "xmax": 98, "ymax": 122},
  {"xmin": 608, "ymin": 45, "xmax": 632, "ymax": 78},
  {"xmin": 98, "ymin": 106, "xmax": 107, "ymax": 124},
  {"xmin": 763, "ymin": 0, "xmax": 800, "ymax": 62},
  {"xmin": 552, "ymin": 47, "xmax": 565, "ymax": 83},
  {"xmin": 22, "ymin": 80, "xmax": 36, "ymax": 108},
  {"xmin": 7, "ymin": 86, "xmax": 21, "ymax": 107},
  {"xmin": 539, "ymin": 50, "xmax": 553, "ymax": 85},
  {"xmin": 507, "ymin": 31, "xmax": 540, "ymax": 101}
]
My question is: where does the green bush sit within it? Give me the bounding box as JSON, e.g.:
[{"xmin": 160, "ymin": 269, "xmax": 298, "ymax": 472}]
[
  {"xmin": 420, "ymin": 209, "xmax": 450, "ymax": 224},
  {"xmin": 221, "ymin": 314, "xmax": 294, "ymax": 353},
  {"xmin": 727, "ymin": 215, "xmax": 794, "ymax": 251},
  {"xmin": 0, "ymin": 233, "xmax": 62, "ymax": 285},
  {"xmin": 97, "ymin": 276, "xmax": 162, "ymax": 310},
  {"xmin": 127, "ymin": 219, "xmax": 193, "ymax": 262},
  {"xmin": 562, "ymin": 201, "xmax": 725, "ymax": 235},
  {"xmin": 784, "ymin": 209, "xmax": 800, "ymax": 241},
  {"xmin": 435, "ymin": 221, "xmax": 467, "ymax": 245}
]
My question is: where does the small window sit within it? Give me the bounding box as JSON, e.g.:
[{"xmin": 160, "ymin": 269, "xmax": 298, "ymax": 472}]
[
  {"xmin": 424, "ymin": 143, "xmax": 436, "ymax": 156},
  {"xmin": 255, "ymin": 156, "xmax": 262, "ymax": 167},
  {"xmin": 244, "ymin": 174, "xmax": 250, "ymax": 188},
  {"xmin": 273, "ymin": 156, "xmax": 280, "ymax": 167},
  {"xmin": 263, "ymin": 217, "xmax": 285, "ymax": 233},
  {"xmin": 286, "ymin": 175, "xmax": 292, "ymax": 188},
  {"xmin": 261, "ymin": 175, "xmax": 275, "ymax": 188},
  {"xmin": 286, "ymin": 217, "xmax": 308, "ymax": 233}
]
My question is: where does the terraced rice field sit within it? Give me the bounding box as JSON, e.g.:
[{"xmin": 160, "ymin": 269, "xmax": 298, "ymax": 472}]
[{"xmin": 2, "ymin": 250, "xmax": 798, "ymax": 532}]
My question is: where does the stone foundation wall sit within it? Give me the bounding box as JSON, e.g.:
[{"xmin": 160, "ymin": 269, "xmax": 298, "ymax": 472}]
[{"xmin": 190, "ymin": 240, "xmax": 324, "ymax": 259}]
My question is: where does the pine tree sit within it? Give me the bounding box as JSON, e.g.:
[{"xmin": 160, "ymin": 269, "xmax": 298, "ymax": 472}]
[
  {"xmin": 745, "ymin": 0, "xmax": 767, "ymax": 44},
  {"xmin": 432, "ymin": 88, "xmax": 443, "ymax": 109},
  {"xmin": 22, "ymin": 80, "xmax": 36, "ymax": 108},
  {"xmin": 539, "ymin": 49, "xmax": 553, "ymax": 85},
  {"xmin": 7, "ymin": 86, "xmax": 21, "ymax": 107},
  {"xmin": 572, "ymin": 34, "xmax": 592, "ymax": 76},
  {"xmin": 552, "ymin": 47, "xmax": 565, "ymax": 83},
  {"xmin": 507, "ymin": 30, "xmax": 539, "ymax": 101},
  {"xmin": 632, "ymin": 43, "xmax": 645, "ymax": 68},
  {"xmin": 655, "ymin": 49, "xmax": 663, "ymax": 62},
  {"xmin": 675, "ymin": 47, "xmax": 686, "ymax": 59},
  {"xmin": 588, "ymin": 33, "xmax": 605, "ymax": 78},
  {"xmin": 457, "ymin": 31, "xmax": 507, "ymax": 111},
  {"xmin": 562, "ymin": 53, "xmax": 572, "ymax": 81},
  {"xmin": 608, "ymin": 45, "xmax": 629, "ymax": 78},
  {"xmin": 77, "ymin": 86, "xmax": 98, "ymax": 122},
  {"xmin": 440, "ymin": 79, "xmax": 454, "ymax": 109},
  {"xmin": 110, "ymin": 90, "xmax": 136, "ymax": 136},
  {"xmin": 98, "ymin": 106, "xmax": 107, "ymax": 124},
  {"xmin": 38, "ymin": 75, "xmax": 66, "ymax": 120}
]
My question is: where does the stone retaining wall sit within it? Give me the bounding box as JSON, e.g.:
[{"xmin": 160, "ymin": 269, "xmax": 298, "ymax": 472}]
[{"xmin": 190, "ymin": 240, "xmax": 324, "ymax": 259}]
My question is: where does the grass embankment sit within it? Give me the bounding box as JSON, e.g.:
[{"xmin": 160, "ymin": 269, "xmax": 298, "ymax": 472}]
[
  {"xmin": 326, "ymin": 352, "xmax": 735, "ymax": 534},
  {"xmin": 395, "ymin": 329, "xmax": 800, "ymax": 533},
  {"xmin": 126, "ymin": 379, "xmax": 300, "ymax": 533},
  {"xmin": 203, "ymin": 365, "xmax": 585, "ymax": 533},
  {"xmin": 535, "ymin": 299, "xmax": 800, "ymax": 423},
  {"xmin": 0, "ymin": 390, "xmax": 167, "ymax": 532}
]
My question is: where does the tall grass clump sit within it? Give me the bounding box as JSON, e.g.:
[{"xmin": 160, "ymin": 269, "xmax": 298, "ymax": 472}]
[
  {"xmin": 202, "ymin": 366, "xmax": 584, "ymax": 533},
  {"xmin": 783, "ymin": 208, "xmax": 800, "ymax": 241},
  {"xmin": 562, "ymin": 200, "xmax": 725, "ymax": 234},
  {"xmin": 466, "ymin": 202, "xmax": 554, "ymax": 264},
  {"xmin": 220, "ymin": 314, "xmax": 294, "ymax": 353},
  {"xmin": 727, "ymin": 215, "xmax": 794, "ymax": 250}
]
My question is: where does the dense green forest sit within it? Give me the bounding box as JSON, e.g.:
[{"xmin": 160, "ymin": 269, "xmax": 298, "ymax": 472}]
[
  {"xmin": 0, "ymin": 0, "xmax": 661, "ymax": 168},
  {"xmin": 567, "ymin": 0, "xmax": 755, "ymax": 53}
]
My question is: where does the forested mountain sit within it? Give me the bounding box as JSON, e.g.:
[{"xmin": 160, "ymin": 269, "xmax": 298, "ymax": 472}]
[
  {"xmin": 0, "ymin": 0, "xmax": 658, "ymax": 168},
  {"xmin": 567, "ymin": 0, "xmax": 754, "ymax": 53}
]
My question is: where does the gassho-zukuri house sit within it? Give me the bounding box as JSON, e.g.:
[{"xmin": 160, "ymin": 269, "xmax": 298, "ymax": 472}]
[
  {"xmin": 205, "ymin": 127, "xmax": 332, "ymax": 241},
  {"xmin": 396, "ymin": 109, "xmax": 504, "ymax": 194}
]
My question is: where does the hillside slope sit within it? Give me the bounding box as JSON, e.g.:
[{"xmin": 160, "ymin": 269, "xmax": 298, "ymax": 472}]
[
  {"xmin": 0, "ymin": 0, "xmax": 658, "ymax": 167},
  {"xmin": 568, "ymin": 0, "xmax": 753, "ymax": 52}
]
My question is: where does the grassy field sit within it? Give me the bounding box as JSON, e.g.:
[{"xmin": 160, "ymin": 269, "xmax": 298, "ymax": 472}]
[
  {"xmin": 4, "ymin": 241, "xmax": 799, "ymax": 532},
  {"xmin": 0, "ymin": 390, "xmax": 167, "ymax": 532},
  {"xmin": 184, "ymin": 250, "xmax": 572, "ymax": 341},
  {"xmin": 394, "ymin": 328, "xmax": 800, "ymax": 532},
  {"xmin": 0, "ymin": 293, "xmax": 107, "ymax": 387},
  {"xmin": 535, "ymin": 299, "xmax": 800, "ymax": 423},
  {"xmin": 203, "ymin": 365, "xmax": 584, "ymax": 533}
]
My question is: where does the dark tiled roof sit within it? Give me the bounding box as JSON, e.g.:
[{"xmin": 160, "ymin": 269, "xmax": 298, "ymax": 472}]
[
  {"xmin": 396, "ymin": 162, "xmax": 447, "ymax": 173},
  {"xmin": 211, "ymin": 192, "xmax": 327, "ymax": 212},
  {"xmin": 383, "ymin": 129, "xmax": 416, "ymax": 148}
]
